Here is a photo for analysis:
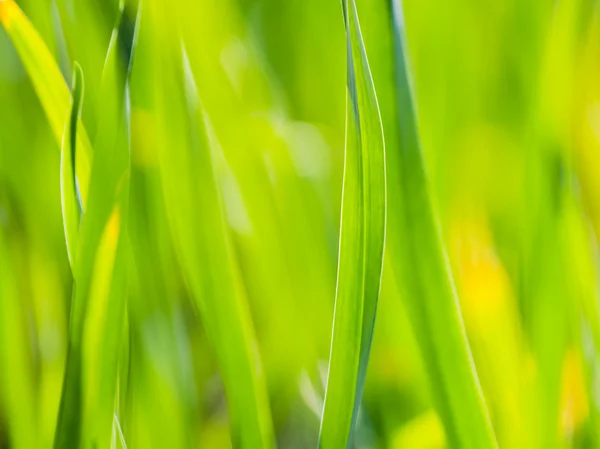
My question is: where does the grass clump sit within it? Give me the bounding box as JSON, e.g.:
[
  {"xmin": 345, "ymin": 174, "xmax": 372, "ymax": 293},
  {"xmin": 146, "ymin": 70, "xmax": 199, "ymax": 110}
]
[{"xmin": 1, "ymin": 0, "xmax": 599, "ymax": 448}]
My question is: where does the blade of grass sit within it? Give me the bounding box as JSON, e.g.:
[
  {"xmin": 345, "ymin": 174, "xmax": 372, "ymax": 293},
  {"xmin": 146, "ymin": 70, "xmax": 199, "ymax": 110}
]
[
  {"xmin": 384, "ymin": 1, "xmax": 498, "ymax": 448},
  {"xmin": 60, "ymin": 62, "xmax": 84, "ymax": 269},
  {"xmin": 53, "ymin": 2, "xmax": 140, "ymax": 447},
  {"xmin": 318, "ymin": 0, "xmax": 386, "ymax": 446},
  {"xmin": 0, "ymin": 0, "xmax": 92, "ymax": 203},
  {"xmin": 53, "ymin": 63, "xmax": 86, "ymax": 447},
  {"xmin": 148, "ymin": 1, "xmax": 274, "ymax": 447}
]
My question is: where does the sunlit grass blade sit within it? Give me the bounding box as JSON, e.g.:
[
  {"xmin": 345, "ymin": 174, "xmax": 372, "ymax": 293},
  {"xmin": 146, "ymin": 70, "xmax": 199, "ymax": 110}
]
[
  {"xmin": 0, "ymin": 0, "xmax": 92, "ymax": 202},
  {"xmin": 384, "ymin": 1, "xmax": 498, "ymax": 448},
  {"xmin": 61, "ymin": 62, "xmax": 84, "ymax": 269},
  {"xmin": 53, "ymin": 2, "xmax": 140, "ymax": 448},
  {"xmin": 318, "ymin": 0, "xmax": 386, "ymax": 446},
  {"xmin": 148, "ymin": 2, "xmax": 274, "ymax": 447}
]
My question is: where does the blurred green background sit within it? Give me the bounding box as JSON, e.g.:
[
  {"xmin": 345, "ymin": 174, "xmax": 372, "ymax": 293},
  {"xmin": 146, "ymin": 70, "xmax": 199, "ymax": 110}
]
[{"xmin": 1, "ymin": 0, "xmax": 600, "ymax": 447}]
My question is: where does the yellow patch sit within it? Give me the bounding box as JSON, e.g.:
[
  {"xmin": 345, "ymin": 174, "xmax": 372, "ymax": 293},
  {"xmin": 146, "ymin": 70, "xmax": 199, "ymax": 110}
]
[
  {"xmin": 0, "ymin": 0, "xmax": 13, "ymax": 26},
  {"xmin": 131, "ymin": 109, "xmax": 158, "ymax": 168},
  {"xmin": 391, "ymin": 410, "xmax": 445, "ymax": 449},
  {"xmin": 105, "ymin": 207, "xmax": 121, "ymax": 243},
  {"xmin": 450, "ymin": 216, "xmax": 510, "ymax": 324},
  {"xmin": 560, "ymin": 349, "xmax": 589, "ymax": 437}
]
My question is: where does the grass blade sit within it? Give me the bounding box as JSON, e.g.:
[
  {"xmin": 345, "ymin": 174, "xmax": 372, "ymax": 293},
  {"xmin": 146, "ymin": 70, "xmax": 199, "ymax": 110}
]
[
  {"xmin": 0, "ymin": 0, "xmax": 92, "ymax": 202},
  {"xmin": 60, "ymin": 62, "xmax": 84, "ymax": 269},
  {"xmin": 53, "ymin": 3, "xmax": 140, "ymax": 447},
  {"xmin": 148, "ymin": 2, "xmax": 274, "ymax": 447},
  {"xmin": 318, "ymin": 0, "xmax": 386, "ymax": 446},
  {"xmin": 384, "ymin": 1, "xmax": 498, "ymax": 448}
]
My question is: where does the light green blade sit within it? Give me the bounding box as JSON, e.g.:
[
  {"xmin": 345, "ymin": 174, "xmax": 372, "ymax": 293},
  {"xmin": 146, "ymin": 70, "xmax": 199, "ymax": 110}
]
[
  {"xmin": 60, "ymin": 62, "xmax": 84, "ymax": 270},
  {"xmin": 0, "ymin": 0, "xmax": 92, "ymax": 203},
  {"xmin": 147, "ymin": 1, "xmax": 274, "ymax": 447},
  {"xmin": 53, "ymin": 2, "xmax": 140, "ymax": 448},
  {"xmin": 384, "ymin": 1, "xmax": 498, "ymax": 448},
  {"xmin": 318, "ymin": 0, "xmax": 386, "ymax": 447}
]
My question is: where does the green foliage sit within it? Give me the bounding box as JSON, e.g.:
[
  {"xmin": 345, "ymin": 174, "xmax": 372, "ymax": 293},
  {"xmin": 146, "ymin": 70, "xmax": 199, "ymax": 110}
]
[
  {"xmin": 53, "ymin": 2, "xmax": 140, "ymax": 447},
  {"xmin": 147, "ymin": 0, "xmax": 274, "ymax": 446},
  {"xmin": 1, "ymin": 0, "xmax": 600, "ymax": 448}
]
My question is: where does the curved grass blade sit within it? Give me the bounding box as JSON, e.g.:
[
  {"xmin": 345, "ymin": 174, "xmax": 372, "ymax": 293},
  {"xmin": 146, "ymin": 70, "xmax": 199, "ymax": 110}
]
[
  {"xmin": 318, "ymin": 0, "xmax": 386, "ymax": 447},
  {"xmin": 148, "ymin": 1, "xmax": 274, "ymax": 446},
  {"xmin": 385, "ymin": 1, "xmax": 497, "ymax": 448},
  {"xmin": 53, "ymin": 2, "xmax": 140, "ymax": 447},
  {"xmin": 0, "ymin": 0, "xmax": 92, "ymax": 203},
  {"xmin": 61, "ymin": 62, "xmax": 85, "ymax": 270}
]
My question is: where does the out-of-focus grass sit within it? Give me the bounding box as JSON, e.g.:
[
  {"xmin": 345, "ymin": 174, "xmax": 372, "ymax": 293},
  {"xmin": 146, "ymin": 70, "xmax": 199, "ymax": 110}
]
[{"xmin": 1, "ymin": 0, "xmax": 600, "ymax": 448}]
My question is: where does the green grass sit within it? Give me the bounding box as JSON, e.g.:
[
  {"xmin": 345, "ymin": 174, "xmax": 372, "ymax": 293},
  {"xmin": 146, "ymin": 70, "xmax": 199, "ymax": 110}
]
[
  {"xmin": 59, "ymin": 62, "xmax": 83, "ymax": 270},
  {"xmin": 54, "ymin": 2, "xmax": 140, "ymax": 447},
  {"xmin": 383, "ymin": 1, "xmax": 497, "ymax": 448},
  {"xmin": 148, "ymin": 0, "xmax": 274, "ymax": 446},
  {"xmin": 318, "ymin": 0, "xmax": 386, "ymax": 446},
  {"xmin": 1, "ymin": 0, "xmax": 600, "ymax": 448}
]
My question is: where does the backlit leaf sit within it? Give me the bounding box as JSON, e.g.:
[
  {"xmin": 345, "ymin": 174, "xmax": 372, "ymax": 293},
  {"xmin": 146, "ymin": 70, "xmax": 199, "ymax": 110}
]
[{"xmin": 318, "ymin": 0, "xmax": 386, "ymax": 446}]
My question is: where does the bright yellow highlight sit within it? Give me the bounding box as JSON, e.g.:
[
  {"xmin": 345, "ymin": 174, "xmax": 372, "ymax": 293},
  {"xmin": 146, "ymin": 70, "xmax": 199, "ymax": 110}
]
[
  {"xmin": 450, "ymin": 217, "xmax": 510, "ymax": 323},
  {"xmin": 559, "ymin": 349, "xmax": 589, "ymax": 437},
  {"xmin": 0, "ymin": 0, "xmax": 14, "ymax": 27},
  {"xmin": 392, "ymin": 410, "xmax": 445, "ymax": 449}
]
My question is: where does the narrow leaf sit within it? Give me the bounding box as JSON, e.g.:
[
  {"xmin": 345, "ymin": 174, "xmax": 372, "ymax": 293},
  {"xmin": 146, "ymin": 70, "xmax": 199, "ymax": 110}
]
[
  {"xmin": 318, "ymin": 0, "xmax": 386, "ymax": 447},
  {"xmin": 53, "ymin": 2, "xmax": 140, "ymax": 447},
  {"xmin": 385, "ymin": 1, "xmax": 498, "ymax": 448},
  {"xmin": 61, "ymin": 62, "xmax": 84, "ymax": 269}
]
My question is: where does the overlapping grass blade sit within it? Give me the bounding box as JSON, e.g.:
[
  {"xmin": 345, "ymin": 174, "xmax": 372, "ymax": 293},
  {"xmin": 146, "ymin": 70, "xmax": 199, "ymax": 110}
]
[
  {"xmin": 0, "ymin": 0, "xmax": 92, "ymax": 202},
  {"xmin": 126, "ymin": 38, "xmax": 199, "ymax": 445},
  {"xmin": 53, "ymin": 2, "xmax": 140, "ymax": 447},
  {"xmin": 318, "ymin": 0, "xmax": 386, "ymax": 446},
  {"xmin": 148, "ymin": 1, "xmax": 274, "ymax": 447},
  {"xmin": 521, "ymin": 2, "xmax": 586, "ymax": 446},
  {"xmin": 176, "ymin": 0, "xmax": 335, "ymax": 421},
  {"xmin": 60, "ymin": 62, "xmax": 84, "ymax": 269},
  {"xmin": 124, "ymin": 13, "xmax": 199, "ymax": 444},
  {"xmin": 384, "ymin": 1, "xmax": 498, "ymax": 448}
]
